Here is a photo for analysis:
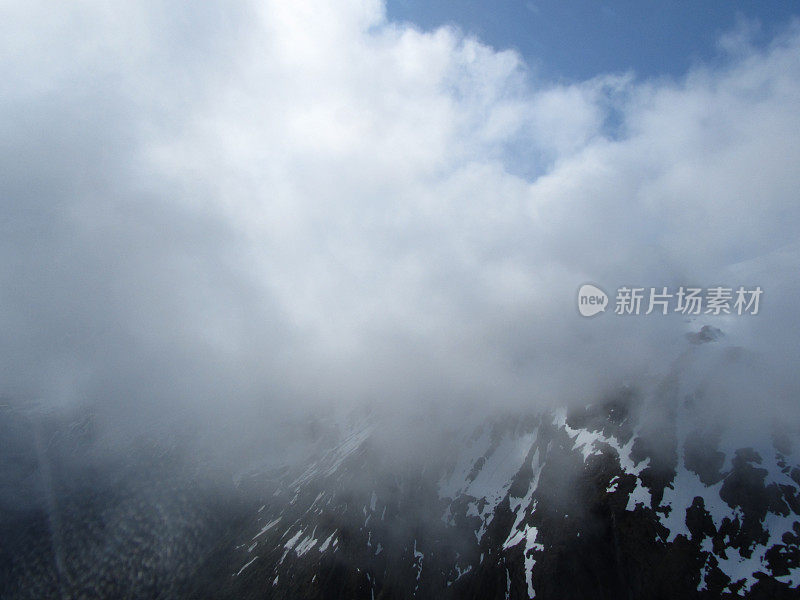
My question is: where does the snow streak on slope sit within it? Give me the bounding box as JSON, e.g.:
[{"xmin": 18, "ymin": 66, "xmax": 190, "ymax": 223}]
[{"xmin": 440, "ymin": 422, "xmax": 538, "ymax": 542}]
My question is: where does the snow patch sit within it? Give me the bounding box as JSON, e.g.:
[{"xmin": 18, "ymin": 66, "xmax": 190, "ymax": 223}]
[{"xmin": 235, "ymin": 556, "xmax": 258, "ymax": 577}]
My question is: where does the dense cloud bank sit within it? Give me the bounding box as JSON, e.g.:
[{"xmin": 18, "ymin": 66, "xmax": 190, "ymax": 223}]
[{"xmin": 1, "ymin": 2, "xmax": 799, "ymax": 452}]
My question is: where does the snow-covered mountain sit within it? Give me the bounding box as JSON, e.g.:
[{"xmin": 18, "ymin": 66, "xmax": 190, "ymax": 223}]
[
  {"xmin": 225, "ymin": 335, "xmax": 800, "ymax": 599},
  {"xmin": 2, "ymin": 331, "xmax": 799, "ymax": 599}
]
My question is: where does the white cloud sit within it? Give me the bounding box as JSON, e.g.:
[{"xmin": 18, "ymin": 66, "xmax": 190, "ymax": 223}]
[{"xmin": 0, "ymin": 2, "xmax": 798, "ymax": 440}]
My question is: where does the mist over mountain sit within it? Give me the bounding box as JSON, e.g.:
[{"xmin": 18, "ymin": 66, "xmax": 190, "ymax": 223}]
[{"xmin": 1, "ymin": 1, "xmax": 799, "ymax": 598}]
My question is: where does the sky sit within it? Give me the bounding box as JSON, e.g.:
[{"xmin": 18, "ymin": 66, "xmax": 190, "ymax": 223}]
[
  {"xmin": 1, "ymin": 1, "xmax": 799, "ymax": 452},
  {"xmin": 387, "ymin": 0, "xmax": 800, "ymax": 81}
]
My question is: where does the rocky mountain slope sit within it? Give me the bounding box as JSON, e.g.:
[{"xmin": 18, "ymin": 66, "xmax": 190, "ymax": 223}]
[
  {"xmin": 2, "ymin": 335, "xmax": 799, "ymax": 599},
  {"xmin": 226, "ymin": 340, "xmax": 800, "ymax": 599}
]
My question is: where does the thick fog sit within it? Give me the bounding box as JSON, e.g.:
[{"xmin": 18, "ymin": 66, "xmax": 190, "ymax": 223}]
[{"xmin": 2, "ymin": 1, "xmax": 799, "ymax": 465}]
